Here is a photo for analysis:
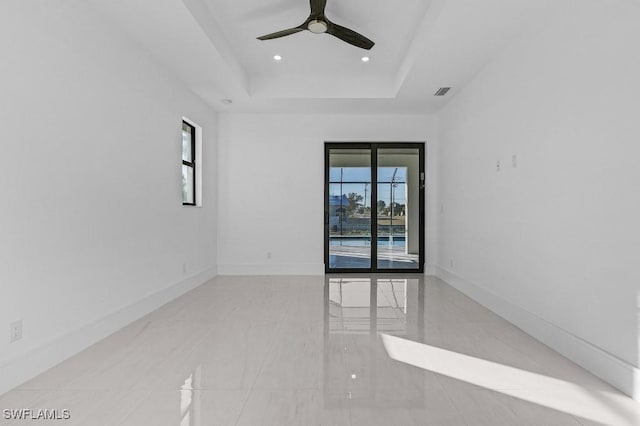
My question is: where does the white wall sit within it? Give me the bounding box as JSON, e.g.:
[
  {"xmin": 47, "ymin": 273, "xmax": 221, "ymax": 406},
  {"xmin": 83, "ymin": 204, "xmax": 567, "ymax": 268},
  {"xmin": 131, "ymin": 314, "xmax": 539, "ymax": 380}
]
[
  {"xmin": 437, "ymin": 0, "xmax": 640, "ymax": 397},
  {"xmin": 217, "ymin": 114, "xmax": 437, "ymax": 275},
  {"xmin": 0, "ymin": 1, "xmax": 218, "ymax": 394}
]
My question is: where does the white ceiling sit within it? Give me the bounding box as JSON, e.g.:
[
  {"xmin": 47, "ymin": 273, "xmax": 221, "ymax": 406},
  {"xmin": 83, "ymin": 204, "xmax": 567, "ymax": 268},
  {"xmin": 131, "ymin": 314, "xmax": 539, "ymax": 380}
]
[{"xmin": 86, "ymin": 0, "xmax": 554, "ymax": 114}]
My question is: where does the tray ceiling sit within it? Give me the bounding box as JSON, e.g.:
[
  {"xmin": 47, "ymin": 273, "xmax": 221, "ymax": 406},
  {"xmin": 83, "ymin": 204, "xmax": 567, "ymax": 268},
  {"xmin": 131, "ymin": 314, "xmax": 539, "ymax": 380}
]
[{"xmin": 86, "ymin": 0, "xmax": 554, "ymax": 113}]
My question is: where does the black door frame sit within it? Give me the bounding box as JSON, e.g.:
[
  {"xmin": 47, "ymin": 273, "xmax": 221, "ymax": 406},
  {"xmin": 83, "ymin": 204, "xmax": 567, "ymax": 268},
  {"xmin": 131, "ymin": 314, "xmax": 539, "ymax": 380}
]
[{"xmin": 324, "ymin": 142, "xmax": 425, "ymax": 273}]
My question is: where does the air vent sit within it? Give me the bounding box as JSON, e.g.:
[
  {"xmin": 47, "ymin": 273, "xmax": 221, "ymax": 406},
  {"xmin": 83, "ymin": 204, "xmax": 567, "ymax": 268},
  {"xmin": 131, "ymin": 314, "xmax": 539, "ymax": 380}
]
[{"xmin": 434, "ymin": 87, "xmax": 451, "ymax": 96}]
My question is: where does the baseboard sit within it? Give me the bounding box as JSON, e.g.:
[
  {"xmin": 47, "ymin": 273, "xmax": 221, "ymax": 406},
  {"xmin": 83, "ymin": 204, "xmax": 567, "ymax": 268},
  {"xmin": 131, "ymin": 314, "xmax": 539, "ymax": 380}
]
[
  {"xmin": 0, "ymin": 266, "xmax": 217, "ymax": 397},
  {"xmin": 218, "ymin": 263, "xmax": 325, "ymax": 276},
  {"xmin": 424, "ymin": 264, "xmax": 437, "ymax": 276},
  {"xmin": 434, "ymin": 265, "xmax": 640, "ymax": 401}
]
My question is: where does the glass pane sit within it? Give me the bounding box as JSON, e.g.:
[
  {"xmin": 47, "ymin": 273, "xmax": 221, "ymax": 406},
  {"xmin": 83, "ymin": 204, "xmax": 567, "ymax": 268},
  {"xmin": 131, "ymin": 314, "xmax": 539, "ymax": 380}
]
[
  {"xmin": 329, "ymin": 167, "xmax": 371, "ymax": 182},
  {"xmin": 328, "ymin": 149, "xmax": 371, "ymax": 269},
  {"xmin": 182, "ymin": 164, "xmax": 194, "ymax": 204},
  {"xmin": 182, "ymin": 123, "xmax": 193, "ymax": 163},
  {"xmin": 378, "ymin": 167, "xmax": 406, "ymax": 182},
  {"xmin": 377, "ymin": 149, "xmax": 419, "ymax": 269}
]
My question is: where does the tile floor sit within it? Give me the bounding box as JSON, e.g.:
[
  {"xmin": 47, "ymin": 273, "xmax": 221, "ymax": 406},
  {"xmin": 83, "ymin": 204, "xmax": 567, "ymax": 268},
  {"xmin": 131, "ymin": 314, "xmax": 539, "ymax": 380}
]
[{"xmin": 1, "ymin": 275, "xmax": 639, "ymax": 425}]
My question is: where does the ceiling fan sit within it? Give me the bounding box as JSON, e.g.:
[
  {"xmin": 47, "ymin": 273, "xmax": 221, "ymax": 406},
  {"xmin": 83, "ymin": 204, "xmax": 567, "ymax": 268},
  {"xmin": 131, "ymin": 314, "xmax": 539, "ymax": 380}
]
[{"xmin": 256, "ymin": 0, "xmax": 375, "ymax": 50}]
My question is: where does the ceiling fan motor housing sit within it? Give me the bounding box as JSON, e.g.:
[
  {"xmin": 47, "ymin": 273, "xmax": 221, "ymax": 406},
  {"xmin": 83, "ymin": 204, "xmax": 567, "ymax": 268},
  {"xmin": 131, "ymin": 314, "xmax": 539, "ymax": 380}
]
[{"xmin": 308, "ymin": 20, "xmax": 328, "ymax": 34}]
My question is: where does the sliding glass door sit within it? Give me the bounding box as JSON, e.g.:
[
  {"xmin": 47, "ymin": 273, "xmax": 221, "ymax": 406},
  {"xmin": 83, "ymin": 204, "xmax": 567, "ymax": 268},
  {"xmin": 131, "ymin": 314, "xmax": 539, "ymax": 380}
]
[{"xmin": 325, "ymin": 143, "xmax": 425, "ymax": 273}]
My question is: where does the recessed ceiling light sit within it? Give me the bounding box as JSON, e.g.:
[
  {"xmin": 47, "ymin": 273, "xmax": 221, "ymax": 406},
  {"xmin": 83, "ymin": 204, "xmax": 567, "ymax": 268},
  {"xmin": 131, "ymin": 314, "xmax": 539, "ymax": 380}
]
[
  {"xmin": 361, "ymin": 56, "xmax": 370, "ymax": 63},
  {"xmin": 273, "ymin": 54, "xmax": 282, "ymax": 61},
  {"xmin": 221, "ymin": 99, "xmax": 232, "ymax": 105}
]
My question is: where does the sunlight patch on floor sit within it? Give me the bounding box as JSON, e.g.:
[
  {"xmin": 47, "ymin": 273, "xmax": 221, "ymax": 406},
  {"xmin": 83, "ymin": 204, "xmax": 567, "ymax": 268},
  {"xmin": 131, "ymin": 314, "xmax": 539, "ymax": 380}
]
[{"xmin": 381, "ymin": 334, "xmax": 640, "ymax": 426}]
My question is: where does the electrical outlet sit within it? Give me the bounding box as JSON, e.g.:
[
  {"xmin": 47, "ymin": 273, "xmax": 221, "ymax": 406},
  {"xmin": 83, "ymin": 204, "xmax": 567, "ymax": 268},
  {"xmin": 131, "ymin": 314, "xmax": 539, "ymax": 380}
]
[
  {"xmin": 496, "ymin": 161, "xmax": 501, "ymax": 172},
  {"xmin": 266, "ymin": 252, "xmax": 272, "ymax": 260},
  {"xmin": 182, "ymin": 263, "xmax": 187, "ymax": 274},
  {"xmin": 512, "ymin": 154, "xmax": 518, "ymax": 168},
  {"xmin": 450, "ymin": 259, "xmax": 454, "ymax": 269},
  {"xmin": 10, "ymin": 320, "xmax": 22, "ymax": 343}
]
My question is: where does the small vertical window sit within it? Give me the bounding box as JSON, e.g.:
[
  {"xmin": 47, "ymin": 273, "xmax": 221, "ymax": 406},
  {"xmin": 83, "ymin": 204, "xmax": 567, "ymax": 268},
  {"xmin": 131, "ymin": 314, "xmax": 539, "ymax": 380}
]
[{"xmin": 182, "ymin": 121, "xmax": 196, "ymax": 205}]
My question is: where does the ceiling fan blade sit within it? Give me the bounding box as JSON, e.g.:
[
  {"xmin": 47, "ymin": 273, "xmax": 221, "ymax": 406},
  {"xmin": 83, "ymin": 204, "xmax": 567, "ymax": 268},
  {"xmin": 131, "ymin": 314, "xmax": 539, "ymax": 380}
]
[
  {"xmin": 310, "ymin": 0, "xmax": 327, "ymax": 18},
  {"xmin": 257, "ymin": 26, "xmax": 305, "ymax": 40},
  {"xmin": 326, "ymin": 22, "xmax": 374, "ymax": 50}
]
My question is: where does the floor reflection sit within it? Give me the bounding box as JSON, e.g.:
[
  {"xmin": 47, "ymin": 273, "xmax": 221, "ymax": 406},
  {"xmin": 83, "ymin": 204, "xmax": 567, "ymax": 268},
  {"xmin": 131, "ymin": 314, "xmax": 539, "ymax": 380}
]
[
  {"xmin": 180, "ymin": 367, "xmax": 201, "ymax": 426},
  {"xmin": 323, "ymin": 276, "xmax": 425, "ymax": 409}
]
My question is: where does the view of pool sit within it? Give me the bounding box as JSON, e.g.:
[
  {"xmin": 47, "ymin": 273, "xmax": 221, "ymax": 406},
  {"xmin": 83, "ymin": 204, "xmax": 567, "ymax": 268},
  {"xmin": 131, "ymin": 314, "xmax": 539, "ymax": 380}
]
[{"xmin": 329, "ymin": 236, "xmax": 406, "ymax": 247}]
